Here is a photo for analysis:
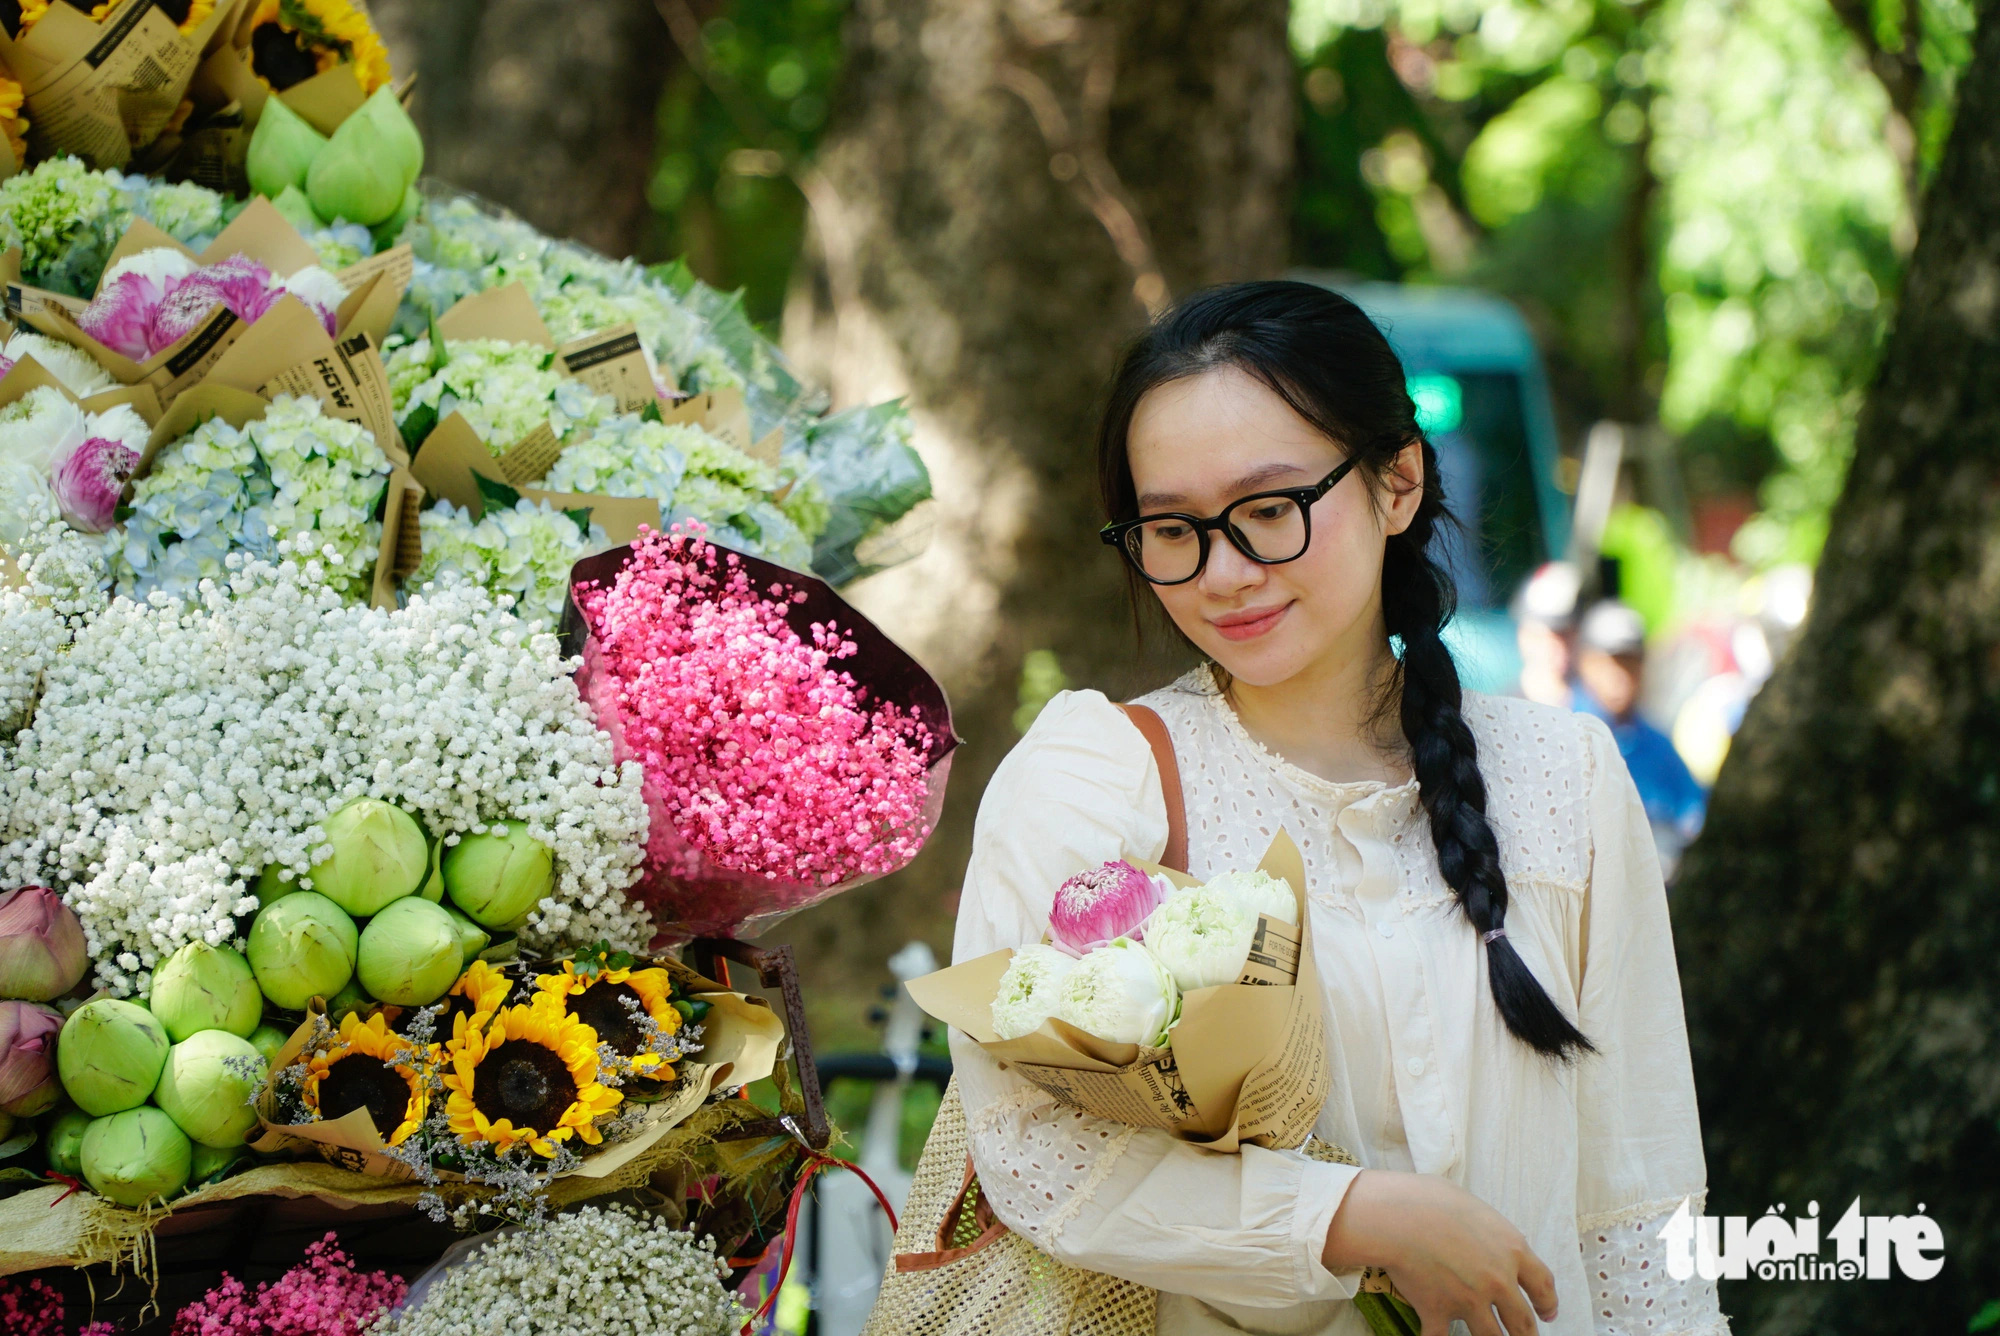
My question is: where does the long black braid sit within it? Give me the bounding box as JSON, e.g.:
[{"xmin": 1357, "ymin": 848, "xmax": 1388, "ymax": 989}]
[{"xmin": 1097, "ymin": 280, "xmax": 1593, "ymax": 1060}]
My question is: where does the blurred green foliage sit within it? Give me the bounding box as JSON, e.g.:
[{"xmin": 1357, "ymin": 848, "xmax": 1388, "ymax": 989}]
[
  {"xmin": 650, "ymin": 0, "xmax": 1978, "ymax": 566},
  {"xmin": 649, "ymin": 0, "xmax": 848, "ymax": 327},
  {"xmin": 1289, "ymin": 0, "xmax": 1976, "ymax": 565}
]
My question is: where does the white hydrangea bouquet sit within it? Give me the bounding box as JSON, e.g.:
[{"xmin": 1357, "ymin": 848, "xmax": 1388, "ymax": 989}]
[
  {"xmin": 110, "ymin": 394, "xmax": 392, "ymax": 604},
  {"xmin": 907, "ymin": 830, "xmax": 1329, "ymax": 1152},
  {"xmin": 413, "ymin": 494, "xmax": 605, "ymax": 632},
  {"xmin": 543, "ymin": 412, "xmax": 828, "ymax": 572},
  {"xmin": 385, "ymin": 333, "xmax": 616, "ymax": 459}
]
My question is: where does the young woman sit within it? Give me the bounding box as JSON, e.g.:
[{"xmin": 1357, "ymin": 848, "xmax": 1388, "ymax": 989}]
[{"xmin": 950, "ymin": 281, "xmax": 1728, "ymax": 1336}]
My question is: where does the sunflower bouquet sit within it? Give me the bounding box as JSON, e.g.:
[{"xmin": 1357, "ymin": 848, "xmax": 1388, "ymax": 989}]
[
  {"xmin": 0, "ymin": 0, "xmax": 240, "ymax": 170},
  {"xmin": 255, "ymin": 947, "xmax": 772, "ymax": 1226},
  {"xmin": 239, "ymin": 0, "xmax": 390, "ymax": 99}
]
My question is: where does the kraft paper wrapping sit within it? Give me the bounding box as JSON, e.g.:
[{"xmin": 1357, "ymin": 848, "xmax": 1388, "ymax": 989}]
[
  {"xmin": 557, "ymin": 323, "xmax": 658, "ymax": 412},
  {"xmin": 248, "ymin": 978, "xmax": 785, "ymax": 1184},
  {"xmin": 907, "ymin": 830, "xmax": 1329, "ymax": 1152},
  {"xmin": 0, "ymin": 0, "xmax": 245, "ymax": 170},
  {"xmin": 9, "ymin": 199, "xmax": 410, "ymax": 413},
  {"xmin": 407, "ymin": 412, "xmax": 662, "ymax": 544},
  {"xmin": 0, "ymin": 1098, "xmax": 784, "ymax": 1278}
]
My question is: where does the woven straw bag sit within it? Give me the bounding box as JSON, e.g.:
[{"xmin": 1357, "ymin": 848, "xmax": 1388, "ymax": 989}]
[{"xmin": 859, "ymin": 1078, "xmax": 1158, "ymax": 1336}]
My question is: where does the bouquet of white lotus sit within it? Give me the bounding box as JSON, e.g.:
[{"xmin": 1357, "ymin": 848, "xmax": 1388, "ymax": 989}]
[{"xmin": 908, "ymin": 830, "xmax": 1329, "ymax": 1152}]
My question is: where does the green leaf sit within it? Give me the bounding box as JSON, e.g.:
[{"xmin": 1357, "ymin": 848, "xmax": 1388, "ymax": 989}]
[
  {"xmin": 648, "ymin": 257, "xmax": 697, "ymax": 297},
  {"xmin": 1971, "ymin": 1300, "xmax": 2000, "ymax": 1333},
  {"xmin": 400, "ymin": 402, "xmax": 437, "ymax": 456},
  {"xmin": 562, "ymin": 506, "xmax": 594, "ymax": 541},
  {"xmin": 473, "ymin": 472, "xmax": 522, "ymax": 516},
  {"xmin": 640, "ymin": 399, "xmax": 663, "ymax": 424},
  {"xmin": 426, "ymin": 315, "xmax": 451, "ymax": 374}
]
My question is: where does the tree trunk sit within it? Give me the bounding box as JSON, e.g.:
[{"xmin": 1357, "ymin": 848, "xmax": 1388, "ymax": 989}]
[
  {"xmin": 368, "ymin": 0, "xmax": 674, "ymax": 259},
  {"xmin": 1671, "ymin": 2, "xmax": 2000, "ymax": 1330},
  {"xmin": 774, "ymin": 0, "xmax": 1293, "ymax": 1038}
]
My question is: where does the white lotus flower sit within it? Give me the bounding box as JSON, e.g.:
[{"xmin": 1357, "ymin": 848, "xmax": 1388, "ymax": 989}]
[
  {"xmin": 989, "ymin": 943, "xmax": 1075, "ymax": 1040},
  {"xmin": 1145, "ymin": 887, "xmax": 1260, "ymax": 992},
  {"xmin": 1200, "ymin": 869, "xmax": 1298, "ymax": 925},
  {"xmin": 1, "ymin": 330, "xmax": 116, "ymax": 397},
  {"xmin": 1054, "ymin": 938, "xmax": 1178, "ymax": 1047}
]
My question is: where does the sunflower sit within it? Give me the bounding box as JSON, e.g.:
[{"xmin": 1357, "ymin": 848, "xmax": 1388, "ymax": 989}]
[
  {"xmin": 302, "ymin": 1011, "xmax": 426, "ymax": 1146},
  {"xmin": 81, "ymin": 0, "xmax": 214, "ymax": 36},
  {"xmin": 533, "ymin": 958, "xmax": 683, "ymax": 1080},
  {"xmin": 443, "ymin": 1002, "xmax": 621, "ymax": 1158},
  {"xmin": 391, "ymin": 959, "xmax": 513, "ymax": 1046},
  {"xmin": 0, "ymin": 66, "xmax": 26, "ymax": 172},
  {"xmin": 245, "ymin": 0, "xmax": 391, "ymax": 96}
]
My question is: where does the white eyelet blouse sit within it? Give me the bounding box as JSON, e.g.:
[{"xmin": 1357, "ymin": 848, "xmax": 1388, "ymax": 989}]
[{"xmin": 949, "ymin": 667, "xmax": 1731, "ymax": 1336}]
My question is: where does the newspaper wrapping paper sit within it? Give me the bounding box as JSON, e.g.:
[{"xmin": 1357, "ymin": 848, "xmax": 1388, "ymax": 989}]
[
  {"xmin": 3, "ymin": 197, "xmax": 409, "ymax": 412},
  {"xmin": 907, "ymin": 829, "xmax": 1330, "ymax": 1152},
  {"xmin": 0, "ymin": 0, "xmax": 245, "ymax": 169}
]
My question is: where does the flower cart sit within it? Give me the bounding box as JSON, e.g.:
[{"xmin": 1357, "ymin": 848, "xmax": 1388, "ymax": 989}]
[{"xmin": 0, "ymin": 6, "xmax": 948, "ymax": 1329}]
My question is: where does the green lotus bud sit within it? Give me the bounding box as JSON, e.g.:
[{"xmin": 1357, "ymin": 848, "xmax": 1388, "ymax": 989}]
[
  {"xmin": 440, "ymin": 905, "xmax": 490, "ymax": 962},
  {"xmin": 271, "ymin": 183, "xmax": 324, "ymax": 234},
  {"xmin": 80, "ymin": 1106, "xmax": 191, "ymax": 1207},
  {"xmin": 309, "ymin": 799, "xmax": 429, "ymax": 917},
  {"xmin": 306, "ymin": 137, "xmax": 406, "ymax": 227},
  {"xmin": 247, "ymin": 1023, "xmax": 292, "ymax": 1068},
  {"xmin": 326, "ymin": 975, "xmax": 372, "ymax": 1022},
  {"xmin": 43, "ymin": 1106, "xmax": 90, "ymax": 1176},
  {"xmin": 57, "ymin": 999, "xmax": 168, "ymax": 1116},
  {"xmin": 189, "ymin": 1141, "xmax": 245, "ymax": 1183},
  {"xmin": 357, "ymin": 898, "xmax": 463, "ymax": 1006},
  {"xmin": 372, "ymin": 183, "xmax": 423, "ymax": 250},
  {"xmin": 150, "ymin": 942, "xmax": 261, "ymax": 1042},
  {"xmin": 153, "ymin": 1030, "xmax": 265, "ymax": 1149},
  {"xmin": 247, "ymin": 893, "xmax": 357, "ymax": 1012},
  {"xmin": 254, "ymin": 864, "xmax": 301, "ymax": 909},
  {"xmin": 347, "ymin": 84, "xmax": 424, "ymax": 185},
  {"xmin": 247, "ymin": 95, "xmax": 329, "ymax": 199},
  {"xmin": 443, "ymin": 824, "xmax": 555, "ymax": 930},
  {"xmin": 417, "ymin": 834, "xmax": 444, "ymax": 903}
]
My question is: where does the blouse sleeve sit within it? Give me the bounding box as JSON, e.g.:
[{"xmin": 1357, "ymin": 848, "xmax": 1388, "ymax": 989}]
[
  {"xmin": 951, "ymin": 690, "xmax": 1365, "ymax": 1309},
  {"xmin": 1572, "ymin": 713, "xmax": 1730, "ymax": 1336}
]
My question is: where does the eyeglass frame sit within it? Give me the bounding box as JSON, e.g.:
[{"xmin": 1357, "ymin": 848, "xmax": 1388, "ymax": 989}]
[{"xmin": 1098, "ymin": 456, "xmax": 1361, "ymax": 587}]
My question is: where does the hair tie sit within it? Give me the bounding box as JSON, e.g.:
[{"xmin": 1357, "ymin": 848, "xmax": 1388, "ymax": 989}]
[{"xmin": 1481, "ymin": 927, "xmax": 1507, "ymax": 945}]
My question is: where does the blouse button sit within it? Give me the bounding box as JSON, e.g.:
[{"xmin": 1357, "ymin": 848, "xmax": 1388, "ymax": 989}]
[
  {"xmin": 1377, "ymin": 921, "xmax": 1395, "ymax": 939},
  {"xmin": 1406, "ymin": 1056, "xmax": 1425, "ymax": 1077}
]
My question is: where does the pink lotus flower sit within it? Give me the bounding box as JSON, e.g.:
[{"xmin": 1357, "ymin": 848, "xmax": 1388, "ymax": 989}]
[
  {"xmin": 1049, "ymin": 860, "xmax": 1168, "ymax": 957},
  {"xmin": 76, "ymin": 249, "xmax": 193, "ymax": 360},
  {"xmin": 0, "ymin": 1000, "xmax": 61, "ymax": 1117},
  {"xmin": 149, "ymin": 253, "xmax": 282, "ymax": 349},
  {"xmin": 76, "ymin": 250, "xmax": 344, "ymax": 361},
  {"xmin": 51, "ymin": 435, "xmax": 139, "ymax": 533}
]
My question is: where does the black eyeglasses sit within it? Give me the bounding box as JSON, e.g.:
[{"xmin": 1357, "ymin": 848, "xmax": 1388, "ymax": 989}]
[{"xmin": 1099, "ymin": 457, "xmax": 1359, "ymax": 586}]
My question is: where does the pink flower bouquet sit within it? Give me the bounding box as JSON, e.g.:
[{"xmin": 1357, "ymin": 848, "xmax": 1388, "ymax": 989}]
[{"xmin": 566, "ymin": 526, "xmax": 957, "ymax": 943}]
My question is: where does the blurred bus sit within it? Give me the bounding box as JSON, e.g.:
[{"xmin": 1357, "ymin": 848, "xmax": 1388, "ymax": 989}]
[{"xmin": 1291, "ymin": 274, "xmax": 1570, "ymax": 693}]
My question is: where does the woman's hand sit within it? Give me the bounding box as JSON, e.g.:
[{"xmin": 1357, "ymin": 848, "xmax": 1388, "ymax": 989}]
[{"xmin": 1322, "ymin": 1169, "xmax": 1559, "ymax": 1336}]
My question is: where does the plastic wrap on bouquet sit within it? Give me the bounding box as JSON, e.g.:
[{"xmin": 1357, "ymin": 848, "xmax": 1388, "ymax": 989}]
[{"xmin": 561, "ymin": 536, "xmax": 957, "ymax": 945}]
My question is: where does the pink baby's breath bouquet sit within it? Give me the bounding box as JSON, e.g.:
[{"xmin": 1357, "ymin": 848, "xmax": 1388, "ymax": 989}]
[{"xmin": 567, "ymin": 525, "xmax": 956, "ymax": 942}]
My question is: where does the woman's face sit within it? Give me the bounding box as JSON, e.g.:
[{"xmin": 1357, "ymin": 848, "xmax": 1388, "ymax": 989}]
[{"xmin": 1125, "ymin": 365, "xmax": 1423, "ymax": 688}]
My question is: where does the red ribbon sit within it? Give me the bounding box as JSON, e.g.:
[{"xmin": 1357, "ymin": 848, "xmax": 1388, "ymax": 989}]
[{"xmin": 740, "ymin": 1152, "xmax": 900, "ymax": 1334}]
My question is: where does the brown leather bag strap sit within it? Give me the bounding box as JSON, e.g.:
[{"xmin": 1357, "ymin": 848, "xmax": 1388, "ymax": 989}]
[
  {"xmin": 892, "ymin": 1157, "xmax": 1010, "ymax": 1273},
  {"xmin": 1117, "ymin": 703, "xmax": 1187, "ymax": 874}
]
